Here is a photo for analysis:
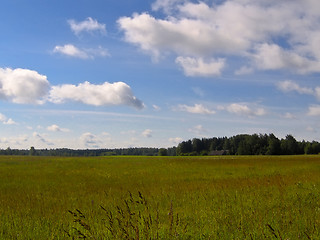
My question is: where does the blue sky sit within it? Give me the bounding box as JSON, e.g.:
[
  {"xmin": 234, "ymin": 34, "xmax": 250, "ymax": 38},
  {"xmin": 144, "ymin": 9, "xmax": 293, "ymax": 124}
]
[{"xmin": 1, "ymin": 0, "xmax": 320, "ymax": 149}]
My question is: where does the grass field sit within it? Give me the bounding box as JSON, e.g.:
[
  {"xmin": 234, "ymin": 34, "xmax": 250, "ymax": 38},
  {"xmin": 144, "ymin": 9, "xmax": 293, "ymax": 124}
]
[{"xmin": 0, "ymin": 155, "xmax": 320, "ymax": 239}]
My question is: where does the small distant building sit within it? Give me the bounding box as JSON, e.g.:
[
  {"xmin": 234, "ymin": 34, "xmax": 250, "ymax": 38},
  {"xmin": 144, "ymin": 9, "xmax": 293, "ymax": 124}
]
[{"xmin": 209, "ymin": 150, "xmax": 229, "ymax": 156}]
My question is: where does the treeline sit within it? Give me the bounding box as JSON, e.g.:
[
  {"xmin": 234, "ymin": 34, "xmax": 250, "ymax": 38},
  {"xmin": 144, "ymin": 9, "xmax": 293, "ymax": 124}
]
[
  {"xmin": 0, "ymin": 147, "xmax": 177, "ymax": 157},
  {"xmin": 1, "ymin": 133, "xmax": 320, "ymax": 157},
  {"xmin": 177, "ymin": 134, "xmax": 320, "ymax": 156}
]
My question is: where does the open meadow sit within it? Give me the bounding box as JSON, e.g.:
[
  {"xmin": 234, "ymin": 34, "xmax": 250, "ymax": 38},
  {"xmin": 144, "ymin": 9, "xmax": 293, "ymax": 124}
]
[{"xmin": 0, "ymin": 155, "xmax": 320, "ymax": 239}]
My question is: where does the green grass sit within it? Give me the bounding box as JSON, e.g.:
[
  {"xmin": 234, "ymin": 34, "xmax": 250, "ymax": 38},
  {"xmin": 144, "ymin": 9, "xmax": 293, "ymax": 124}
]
[{"xmin": 0, "ymin": 155, "xmax": 320, "ymax": 239}]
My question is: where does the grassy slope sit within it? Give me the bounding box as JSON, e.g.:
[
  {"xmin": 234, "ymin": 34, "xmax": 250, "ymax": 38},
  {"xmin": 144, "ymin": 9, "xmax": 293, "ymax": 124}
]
[{"xmin": 0, "ymin": 155, "xmax": 319, "ymax": 239}]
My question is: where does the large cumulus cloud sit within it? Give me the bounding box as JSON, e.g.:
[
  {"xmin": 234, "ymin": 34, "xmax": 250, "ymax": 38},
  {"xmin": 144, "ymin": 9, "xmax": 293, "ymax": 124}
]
[
  {"xmin": 0, "ymin": 68, "xmax": 50, "ymax": 104},
  {"xmin": 0, "ymin": 67, "xmax": 144, "ymax": 109},
  {"xmin": 118, "ymin": 0, "xmax": 320, "ymax": 76},
  {"xmin": 49, "ymin": 81, "xmax": 144, "ymax": 109}
]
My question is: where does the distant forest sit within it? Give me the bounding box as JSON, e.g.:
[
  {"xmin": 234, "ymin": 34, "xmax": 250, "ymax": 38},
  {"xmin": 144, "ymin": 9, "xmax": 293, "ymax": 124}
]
[
  {"xmin": 176, "ymin": 134, "xmax": 320, "ymax": 156},
  {"xmin": 1, "ymin": 133, "xmax": 320, "ymax": 157}
]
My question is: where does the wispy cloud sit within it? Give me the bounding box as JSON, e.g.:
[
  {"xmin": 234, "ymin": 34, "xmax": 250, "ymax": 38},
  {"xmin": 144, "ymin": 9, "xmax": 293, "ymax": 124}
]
[
  {"xmin": 221, "ymin": 103, "xmax": 267, "ymax": 117},
  {"xmin": 68, "ymin": 17, "xmax": 106, "ymax": 35},
  {"xmin": 47, "ymin": 124, "xmax": 70, "ymax": 133},
  {"xmin": 33, "ymin": 132, "xmax": 54, "ymax": 146},
  {"xmin": 188, "ymin": 125, "xmax": 208, "ymax": 137},
  {"xmin": 308, "ymin": 105, "xmax": 320, "ymax": 116},
  {"xmin": 0, "ymin": 113, "xmax": 16, "ymax": 125},
  {"xmin": 277, "ymin": 80, "xmax": 314, "ymax": 95},
  {"xmin": 142, "ymin": 129, "xmax": 153, "ymax": 138},
  {"xmin": 175, "ymin": 57, "xmax": 225, "ymax": 77},
  {"xmin": 235, "ymin": 66, "xmax": 254, "ymax": 75},
  {"xmin": 53, "ymin": 44, "xmax": 89, "ymax": 59},
  {"xmin": 169, "ymin": 137, "xmax": 183, "ymax": 145},
  {"xmin": 152, "ymin": 0, "xmax": 187, "ymax": 13},
  {"xmin": 53, "ymin": 44, "xmax": 109, "ymax": 59},
  {"xmin": 0, "ymin": 135, "xmax": 28, "ymax": 146},
  {"xmin": 306, "ymin": 126, "xmax": 316, "ymax": 133},
  {"xmin": 80, "ymin": 132, "xmax": 102, "ymax": 148},
  {"xmin": 277, "ymin": 80, "xmax": 320, "ymax": 100},
  {"xmin": 176, "ymin": 104, "xmax": 215, "ymax": 114},
  {"xmin": 282, "ymin": 112, "xmax": 296, "ymax": 120},
  {"xmin": 192, "ymin": 87, "xmax": 205, "ymax": 97},
  {"xmin": 152, "ymin": 105, "xmax": 161, "ymax": 111}
]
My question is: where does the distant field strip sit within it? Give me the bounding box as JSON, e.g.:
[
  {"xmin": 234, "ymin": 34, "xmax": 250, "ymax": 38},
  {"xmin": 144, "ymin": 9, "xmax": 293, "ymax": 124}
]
[{"xmin": 0, "ymin": 155, "xmax": 319, "ymax": 239}]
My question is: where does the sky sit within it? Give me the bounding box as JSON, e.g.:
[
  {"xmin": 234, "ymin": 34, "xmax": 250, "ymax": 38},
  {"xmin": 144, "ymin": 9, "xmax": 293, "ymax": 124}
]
[{"xmin": 1, "ymin": 0, "xmax": 320, "ymax": 149}]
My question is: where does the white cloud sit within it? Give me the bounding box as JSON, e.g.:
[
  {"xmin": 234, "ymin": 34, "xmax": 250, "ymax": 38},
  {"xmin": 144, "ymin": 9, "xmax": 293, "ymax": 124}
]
[
  {"xmin": 47, "ymin": 124, "xmax": 70, "ymax": 133},
  {"xmin": 253, "ymin": 43, "xmax": 320, "ymax": 73},
  {"xmin": 226, "ymin": 103, "xmax": 251, "ymax": 115},
  {"xmin": 68, "ymin": 17, "xmax": 106, "ymax": 35},
  {"xmin": 277, "ymin": 80, "xmax": 320, "ymax": 101},
  {"xmin": 255, "ymin": 108, "xmax": 267, "ymax": 116},
  {"xmin": 118, "ymin": 0, "xmax": 320, "ymax": 75},
  {"xmin": 86, "ymin": 46, "xmax": 110, "ymax": 58},
  {"xmin": 0, "ymin": 68, "xmax": 50, "ymax": 104},
  {"xmin": 308, "ymin": 105, "xmax": 320, "ymax": 116},
  {"xmin": 177, "ymin": 103, "xmax": 215, "ymax": 114},
  {"xmin": 5, "ymin": 118, "xmax": 16, "ymax": 125},
  {"xmin": 175, "ymin": 57, "xmax": 225, "ymax": 77},
  {"xmin": 277, "ymin": 80, "xmax": 314, "ymax": 95},
  {"xmin": 80, "ymin": 132, "xmax": 102, "ymax": 148},
  {"xmin": 169, "ymin": 137, "xmax": 183, "ymax": 144},
  {"xmin": 188, "ymin": 124, "xmax": 208, "ymax": 136},
  {"xmin": 53, "ymin": 44, "xmax": 109, "ymax": 59},
  {"xmin": 283, "ymin": 112, "xmax": 296, "ymax": 119},
  {"xmin": 306, "ymin": 126, "xmax": 315, "ymax": 132},
  {"xmin": 152, "ymin": 0, "xmax": 187, "ymax": 13},
  {"xmin": 0, "ymin": 135, "xmax": 28, "ymax": 146},
  {"xmin": 235, "ymin": 66, "xmax": 254, "ymax": 75},
  {"xmin": 33, "ymin": 132, "xmax": 54, "ymax": 146},
  {"xmin": 142, "ymin": 129, "xmax": 153, "ymax": 138},
  {"xmin": 225, "ymin": 103, "xmax": 266, "ymax": 117},
  {"xmin": 54, "ymin": 44, "xmax": 88, "ymax": 59},
  {"xmin": 0, "ymin": 68, "xmax": 142, "ymax": 109},
  {"xmin": 118, "ymin": 11, "xmax": 244, "ymax": 60},
  {"xmin": 49, "ymin": 81, "xmax": 144, "ymax": 109},
  {"xmin": 79, "ymin": 132, "xmax": 112, "ymax": 149},
  {"xmin": 0, "ymin": 113, "xmax": 16, "ymax": 125},
  {"xmin": 315, "ymin": 87, "xmax": 320, "ymax": 100},
  {"xmin": 152, "ymin": 104, "xmax": 161, "ymax": 111}
]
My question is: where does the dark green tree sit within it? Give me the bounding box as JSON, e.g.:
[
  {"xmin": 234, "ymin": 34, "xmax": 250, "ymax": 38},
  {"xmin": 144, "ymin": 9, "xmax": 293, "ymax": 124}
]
[
  {"xmin": 266, "ymin": 134, "xmax": 281, "ymax": 155},
  {"xmin": 281, "ymin": 135, "xmax": 298, "ymax": 155},
  {"xmin": 158, "ymin": 148, "xmax": 168, "ymax": 156},
  {"xmin": 177, "ymin": 140, "xmax": 192, "ymax": 155},
  {"xmin": 192, "ymin": 138, "xmax": 203, "ymax": 153},
  {"xmin": 29, "ymin": 146, "xmax": 37, "ymax": 156}
]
